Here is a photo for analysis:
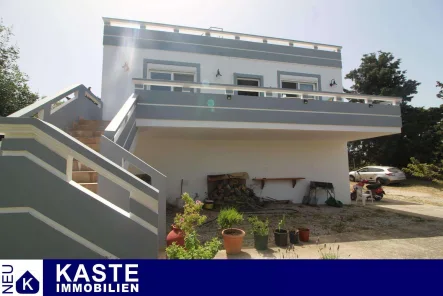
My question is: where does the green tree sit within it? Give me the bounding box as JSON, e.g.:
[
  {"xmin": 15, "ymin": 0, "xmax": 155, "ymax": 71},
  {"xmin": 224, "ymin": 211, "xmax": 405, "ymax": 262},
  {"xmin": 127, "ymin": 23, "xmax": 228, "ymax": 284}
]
[
  {"xmin": 346, "ymin": 51, "xmax": 423, "ymax": 169},
  {"xmin": 0, "ymin": 20, "xmax": 38, "ymax": 117},
  {"xmin": 437, "ymin": 81, "xmax": 443, "ymax": 99}
]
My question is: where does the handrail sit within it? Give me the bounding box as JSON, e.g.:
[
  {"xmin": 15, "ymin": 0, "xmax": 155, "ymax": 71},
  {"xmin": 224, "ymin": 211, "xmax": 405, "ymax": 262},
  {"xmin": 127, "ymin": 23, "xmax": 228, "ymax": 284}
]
[
  {"xmin": 104, "ymin": 94, "xmax": 136, "ymax": 140},
  {"xmin": 101, "ymin": 136, "xmax": 166, "ymax": 181},
  {"xmin": 132, "ymin": 78, "xmax": 402, "ymax": 105},
  {"xmin": 8, "ymin": 84, "xmax": 102, "ymax": 119},
  {"xmin": 0, "ymin": 117, "xmax": 158, "ymax": 217},
  {"xmin": 103, "ymin": 17, "xmax": 342, "ymax": 52}
]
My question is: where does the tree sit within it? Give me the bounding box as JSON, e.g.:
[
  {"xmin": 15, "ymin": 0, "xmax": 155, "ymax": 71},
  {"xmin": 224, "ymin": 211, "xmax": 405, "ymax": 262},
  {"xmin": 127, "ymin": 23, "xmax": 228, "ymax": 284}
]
[
  {"xmin": 345, "ymin": 51, "xmax": 420, "ymax": 103},
  {"xmin": 437, "ymin": 81, "xmax": 443, "ymax": 99},
  {"xmin": 0, "ymin": 20, "xmax": 38, "ymax": 117},
  {"xmin": 346, "ymin": 51, "xmax": 423, "ymax": 169}
]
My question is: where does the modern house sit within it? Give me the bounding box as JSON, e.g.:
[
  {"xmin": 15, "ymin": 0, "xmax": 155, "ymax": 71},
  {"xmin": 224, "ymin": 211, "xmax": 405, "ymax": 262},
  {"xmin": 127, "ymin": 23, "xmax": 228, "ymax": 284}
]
[{"xmin": 0, "ymin": 17, "xmax": 402, "ymax": 259}]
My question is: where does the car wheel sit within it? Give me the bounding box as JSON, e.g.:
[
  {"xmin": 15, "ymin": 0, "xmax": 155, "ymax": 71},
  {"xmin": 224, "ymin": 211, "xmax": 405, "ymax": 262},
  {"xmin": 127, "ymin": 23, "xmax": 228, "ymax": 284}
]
[
  {"xmin": 376, "ymin": 178, "xmax": 386, "ymax": 185},
  {"xmin": 349, "ymin": 175, "xmax": 355, "ymax": 182}
]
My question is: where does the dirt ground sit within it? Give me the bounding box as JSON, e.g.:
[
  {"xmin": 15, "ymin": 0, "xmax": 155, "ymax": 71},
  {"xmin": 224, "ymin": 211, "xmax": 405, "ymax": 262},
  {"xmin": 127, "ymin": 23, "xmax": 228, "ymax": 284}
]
[
  {"xmin": 166, "ymin": 179, "xmax": 443, "ymax": 257},
  {"xmin": 351, "ymin": 179, "xmax": 443, "ymax": 206}
]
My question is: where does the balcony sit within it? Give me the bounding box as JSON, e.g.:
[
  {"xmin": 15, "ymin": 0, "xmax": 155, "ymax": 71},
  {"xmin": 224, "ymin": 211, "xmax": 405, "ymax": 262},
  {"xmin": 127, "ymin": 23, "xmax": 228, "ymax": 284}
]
[{"xmin": 131, "ymin": 78, "xmax": 402, "ymax": 140}]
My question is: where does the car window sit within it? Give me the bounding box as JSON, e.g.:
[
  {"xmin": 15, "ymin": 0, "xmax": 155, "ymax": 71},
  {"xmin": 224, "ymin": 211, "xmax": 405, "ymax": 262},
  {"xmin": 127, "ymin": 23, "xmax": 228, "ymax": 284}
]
[
  {"xmin": 388, "ymin": 167, "xmax": 401, "ymax": 173},
  {"xmin": 358, "ymin": 168, "xmax": 368, "ymax": 172},
  {"xmin": 374, "ymin": 168, "xmax": 384, "ymax": 172}
]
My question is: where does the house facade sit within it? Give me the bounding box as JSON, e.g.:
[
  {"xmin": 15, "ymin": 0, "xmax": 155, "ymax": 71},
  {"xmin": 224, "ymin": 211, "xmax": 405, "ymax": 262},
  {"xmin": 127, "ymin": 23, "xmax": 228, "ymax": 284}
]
[{"xmin": 0, "ymin": 17, "xmax": 402, "ymax": 259}]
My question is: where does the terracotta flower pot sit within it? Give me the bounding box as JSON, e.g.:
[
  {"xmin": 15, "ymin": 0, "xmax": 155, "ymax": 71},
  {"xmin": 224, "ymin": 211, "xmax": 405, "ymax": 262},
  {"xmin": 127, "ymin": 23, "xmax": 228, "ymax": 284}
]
[
  {"xmin": 222, "ymin": 228, "xmax": 245, "ymax": 255},
  {"xmin": 298, "ymin": 228, "xmax": 310, "ymax": 242},
  {"xmin": 166, "ymin": 225, "xmax": 185, "ymax": 247}
]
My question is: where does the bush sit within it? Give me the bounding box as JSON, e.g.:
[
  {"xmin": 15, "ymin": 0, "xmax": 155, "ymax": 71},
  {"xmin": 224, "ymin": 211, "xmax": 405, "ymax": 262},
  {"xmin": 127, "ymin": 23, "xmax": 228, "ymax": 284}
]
[
  {"xmin": 166, "ymin": 231, "xmax": 221, "ymax": 259},
  {"xmin": 248, "ymin": 216, "xmax": 269, "ymax": 236},
  {"xmin": 217, "ymin": 208, "xmax": 243, "ymax": 229},
  {"xmin": 174, "ymin": 192, "xmax": 206, "ymax": 233},
  {"xmin": 403, "ymin": 157, "xmax": 443, "ymax": 182}
]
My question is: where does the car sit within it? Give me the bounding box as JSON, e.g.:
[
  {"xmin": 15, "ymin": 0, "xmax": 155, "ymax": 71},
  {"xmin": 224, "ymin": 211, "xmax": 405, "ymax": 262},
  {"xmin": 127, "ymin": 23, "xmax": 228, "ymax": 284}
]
[{"xmin": 349, "ymin": 166, "xmax": 406, "ymax": 185}]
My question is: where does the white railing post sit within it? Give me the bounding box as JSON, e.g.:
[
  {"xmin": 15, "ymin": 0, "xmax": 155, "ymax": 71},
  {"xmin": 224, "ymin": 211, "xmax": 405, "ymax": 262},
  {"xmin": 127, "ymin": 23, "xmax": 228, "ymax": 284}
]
[
  {"xmin": 66, "ymin": 155, "xmax": 73, "ymax": 182},
  {"xmin": 37, "ymin": 109, "xmax": 45, "ymax": 120}
]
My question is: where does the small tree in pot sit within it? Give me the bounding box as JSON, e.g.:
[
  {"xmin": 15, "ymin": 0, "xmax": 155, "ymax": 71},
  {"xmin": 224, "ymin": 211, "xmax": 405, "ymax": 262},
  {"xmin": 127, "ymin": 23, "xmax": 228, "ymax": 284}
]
[
  {"xmin": 274, "ymin": 215, "xmax": 288, "ymax": 247},
  {"xmin": 218, "ymin": 208, "xmax": 244, "ymax": 255},
  {"xmin": 248, "ymin": 216, "xmax": 269, "ymax": 250}
]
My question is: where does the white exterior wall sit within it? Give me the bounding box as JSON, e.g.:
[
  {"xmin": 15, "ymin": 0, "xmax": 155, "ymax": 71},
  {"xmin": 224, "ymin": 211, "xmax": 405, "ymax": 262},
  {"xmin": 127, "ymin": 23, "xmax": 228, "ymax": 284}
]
[
  {"xmin": 133, "ymin": 133, "xmax": 350, "ymax": 205},
  {"xmin": 101, "ymin": 46, "xmax": 344, "ymax": 120}
]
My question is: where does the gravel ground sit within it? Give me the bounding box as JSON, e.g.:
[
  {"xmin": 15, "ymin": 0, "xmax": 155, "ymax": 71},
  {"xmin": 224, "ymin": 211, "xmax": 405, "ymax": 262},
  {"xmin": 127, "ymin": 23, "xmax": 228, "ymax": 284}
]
[
  {"xmin": 166, "ymin": 202, "xmax": 443, "ymax": 248},
  {"xmin": 351, "ymin": 179, "xmax": 443, "ymax": 206}
]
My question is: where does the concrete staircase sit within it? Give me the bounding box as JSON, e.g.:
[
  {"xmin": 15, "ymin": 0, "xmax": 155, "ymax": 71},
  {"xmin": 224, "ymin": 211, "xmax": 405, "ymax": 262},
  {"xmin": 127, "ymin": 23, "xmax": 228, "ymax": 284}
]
[{"xmin": 70, "ymin": 119, "xmax": 110, "ymax": 193}]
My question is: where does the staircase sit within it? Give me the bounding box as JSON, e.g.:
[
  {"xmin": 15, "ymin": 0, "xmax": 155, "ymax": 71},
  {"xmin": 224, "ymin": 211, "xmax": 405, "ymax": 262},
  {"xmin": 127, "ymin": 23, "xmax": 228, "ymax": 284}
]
[{"xmin": 70, "ymin": 119, "xmax": 110, "ymax": 193}]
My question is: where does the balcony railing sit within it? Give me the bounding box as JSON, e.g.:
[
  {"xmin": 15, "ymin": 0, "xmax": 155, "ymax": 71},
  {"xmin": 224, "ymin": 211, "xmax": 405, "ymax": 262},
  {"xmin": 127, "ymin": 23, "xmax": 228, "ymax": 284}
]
[
  {"xmin": 103, "ymin": 17, "xmax": 342, "ymax": 52},
  {"xmin": 132, "ymin": 78, "xmax": 402, "ymax": 105}
]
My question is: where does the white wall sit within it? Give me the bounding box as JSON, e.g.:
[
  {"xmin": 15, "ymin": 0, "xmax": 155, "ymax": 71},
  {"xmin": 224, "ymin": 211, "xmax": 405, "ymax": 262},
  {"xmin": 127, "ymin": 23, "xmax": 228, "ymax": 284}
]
[
  {"xmin": 133, "ymin": 132, "xmax": 350, "ymax": 205},
  {"xmin": 101, "ymin": 46, "xmax": 344, "ymax": 120}
]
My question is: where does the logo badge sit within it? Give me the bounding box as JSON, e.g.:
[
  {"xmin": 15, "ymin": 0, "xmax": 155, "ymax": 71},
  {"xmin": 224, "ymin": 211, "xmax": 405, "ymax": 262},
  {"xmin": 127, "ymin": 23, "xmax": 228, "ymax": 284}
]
[{"xmin": 15, "ymin": 271, "xmax": 39, "ymax": 294}]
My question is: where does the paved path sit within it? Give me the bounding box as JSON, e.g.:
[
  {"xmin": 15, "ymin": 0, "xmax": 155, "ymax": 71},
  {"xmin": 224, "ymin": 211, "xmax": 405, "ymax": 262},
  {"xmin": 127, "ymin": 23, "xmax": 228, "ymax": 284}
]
[{"xmin": 371, "ymin": 198, "xmax": 443, "ymax": 219}]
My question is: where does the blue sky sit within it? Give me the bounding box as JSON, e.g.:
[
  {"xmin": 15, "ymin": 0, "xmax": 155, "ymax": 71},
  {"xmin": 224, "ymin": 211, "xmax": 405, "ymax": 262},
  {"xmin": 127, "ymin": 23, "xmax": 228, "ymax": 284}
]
[{"xmin": 1, "ymin": 0, "xmax": 442, "ymax": 108}]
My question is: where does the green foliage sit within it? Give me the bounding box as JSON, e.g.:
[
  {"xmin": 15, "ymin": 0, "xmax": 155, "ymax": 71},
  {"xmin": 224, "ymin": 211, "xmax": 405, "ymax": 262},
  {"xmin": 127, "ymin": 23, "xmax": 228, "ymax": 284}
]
[
  {"xmin": 318, "ymin": 244, "xmax": 341, "ymax": 259},
  {"xmin": 0, "ymin": 20, "xmax": 38, "ymax": 116},
  {"xmin": 248, "ymin": 216, "xmax": 269, "ymax": 236},
  {"xmin": 403, "ymin": 157, "xmax": 443, "ymax": 182},
  {"xmin": 346, "ymin": 51, "xmax": 443, "ymax": 171},
  {"xmin": 166, "ymin": 231, "xmax": 221, "ymax": 259},
  {"xmin": 277, "ymin": 214, "xmax": 286, "ymax": 231},
  {"xmin": 217, "ymin": 207, "xmax": 243, "ymax": 229},
  {"xmin": 437, "ymin": 81, "xmax": 443, "ymax": 99},
  {"xmin": 174, "ymin": 192, "xmax": 206, "ymax": 234}
]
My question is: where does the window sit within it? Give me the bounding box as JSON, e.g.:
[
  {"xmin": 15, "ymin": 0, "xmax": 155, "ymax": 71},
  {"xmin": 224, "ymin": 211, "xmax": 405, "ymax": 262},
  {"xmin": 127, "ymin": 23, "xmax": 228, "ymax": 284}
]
[
  {"xmin": 358, "ymin": 167, "xmax": 369, "ymax": 172},
  {"xmin": 236, "ymin": 78, "xmax": 260, "ymax": 96},
  {"xmin": 368, "ymin": 168, "xmax": 384, "ymax": 172},
  {"xmin": 150, "ymin": 71, "xmax": 195, "ymax": 92},
  {"xmin": 388, "ymin": 167, "xmax": 401, "ymax": 173},
  {"xmin": 281, "ymin": 80, "xmax": 317, "ymax": 98}
]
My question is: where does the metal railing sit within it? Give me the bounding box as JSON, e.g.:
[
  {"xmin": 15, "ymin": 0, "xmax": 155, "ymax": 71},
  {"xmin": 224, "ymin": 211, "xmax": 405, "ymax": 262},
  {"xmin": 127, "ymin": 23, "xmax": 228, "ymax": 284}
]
[
  {"xmin": 132, "ymin": 78, "xmax": 402, "ymax": 105},
  {"xmin": 103, "ymin": 17, "xmax": 342, "ymax": 52}
]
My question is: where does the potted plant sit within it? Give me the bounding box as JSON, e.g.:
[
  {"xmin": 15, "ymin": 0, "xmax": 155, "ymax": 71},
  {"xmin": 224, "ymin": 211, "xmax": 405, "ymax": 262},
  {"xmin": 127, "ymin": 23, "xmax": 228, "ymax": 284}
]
[
  {"xmin": 217, "ymin": 208, "xmax": 244, "ymax": 255},
  {"xmin": 289, "ymin": 229, "xmax": 299, "ymax": 244},
  {"xmin": 248, "ymin": 216, "xmax": 269, "ymax": 250},
  {"xmin": 167, "ymin": 192, "xmax": 206, "ymax": 247},
  {"xmin": 298, "ymin": 227, "xmax": 310, "ymax": 242},
  {"xmin": 274, "ymin": 215, "xmax": 288, "ymax": 247}
]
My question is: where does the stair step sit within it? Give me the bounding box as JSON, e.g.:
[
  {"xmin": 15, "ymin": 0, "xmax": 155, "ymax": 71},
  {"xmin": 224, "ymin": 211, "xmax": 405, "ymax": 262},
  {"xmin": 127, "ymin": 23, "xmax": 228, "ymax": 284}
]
[
  {"xmin": 79, "ymin": 183, "xmax": 98, "ymax": 193},
  {"xmin": 78, "ymin": 119, "xmax": 110, "ymax": 125},
  {"xmin": 70, "ymin": 130, "xmax": 103, "ymax": 137},
  {"xmin": 73, "ymin": 160, "xmax": 93, "ymax": 172},
  {"xmin": 75, "ymin": 137, "xmax": 101, "ymax": 145},
  {"xmin": 73, "ymin": 171, "xmax": 98, "ymax": 183}
]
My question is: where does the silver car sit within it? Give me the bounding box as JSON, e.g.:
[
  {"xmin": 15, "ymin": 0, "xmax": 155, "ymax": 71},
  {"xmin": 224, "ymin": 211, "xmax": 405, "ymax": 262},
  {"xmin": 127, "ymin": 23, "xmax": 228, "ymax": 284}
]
[{"xmin": 349, "ymin": 166, "xmax": 406, "ymax": 184}]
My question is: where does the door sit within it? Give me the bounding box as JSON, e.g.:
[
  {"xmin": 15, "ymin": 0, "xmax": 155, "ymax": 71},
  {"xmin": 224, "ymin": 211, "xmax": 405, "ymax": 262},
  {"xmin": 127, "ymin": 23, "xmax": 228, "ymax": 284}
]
[
  {"xmin": 356, "ymin": 167, "xmax": 369, "ymax": 181},
  {"xmin": 365, "ymin": 168, "xmax": 378, "ymax": 182}
]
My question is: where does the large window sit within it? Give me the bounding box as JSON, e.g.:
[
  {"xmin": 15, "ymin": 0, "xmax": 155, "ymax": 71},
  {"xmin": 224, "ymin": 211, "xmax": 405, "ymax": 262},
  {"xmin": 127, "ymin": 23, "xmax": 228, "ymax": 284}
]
[
  {"xmin": 150, "ymin": 71, "xmax": 195, "ymax": 92},
  {"xmin": 281, "ymin": 81, "xmax": 317, "ymax": 98},
  {"xmin": 236, "ymin": 78, "xmax": 260, "ymax": 96}
]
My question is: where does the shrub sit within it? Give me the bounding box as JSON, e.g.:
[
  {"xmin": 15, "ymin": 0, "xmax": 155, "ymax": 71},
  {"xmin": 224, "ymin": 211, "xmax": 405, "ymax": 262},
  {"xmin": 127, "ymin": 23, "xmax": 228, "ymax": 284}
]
[
  {"xmin": 166, "ymin": 231, "xmax": 221, "ymax": 259},
  {"xmin": 248, "ymin": 216, "xmax": 269, "ymax": 236},
  {"xmin": 403, "ymin": 157, "xmax": 443, "ymax": 182},
  {"xmin": 277, "ymin": 214, "xmax": 286, "ymax": 231},
  {"xmin": 217, "ymin": 208, "xmax": 243, "ymax": 229},
  {"xmin": 174, "ymin": 192, "xmax": 206, "ymax": 233},
  {"xmin": 318, "ymin": 244, "xmax": 340, "ymax": 259}
]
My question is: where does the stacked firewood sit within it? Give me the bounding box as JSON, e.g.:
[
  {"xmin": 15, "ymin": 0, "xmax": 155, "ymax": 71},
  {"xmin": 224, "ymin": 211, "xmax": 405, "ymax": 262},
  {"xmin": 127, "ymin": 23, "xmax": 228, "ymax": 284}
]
[{"xmin": 209, "ymin": 178, "xmax": 260, "ymax": 207}]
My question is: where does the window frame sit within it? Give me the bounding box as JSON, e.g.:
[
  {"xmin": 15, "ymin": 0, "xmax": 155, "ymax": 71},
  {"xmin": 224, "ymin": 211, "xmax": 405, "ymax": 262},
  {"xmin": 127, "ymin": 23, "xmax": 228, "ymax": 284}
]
[
  {"xmin": 149, "ymin": 70, "xmax": 195, "ymax": 92},
  {"xmin": 235, "ymin": 77, "xmax": 261, "ymax": 97},
  {"xmin": 280, "ymin": 79, "xmax": 317, "ymax": 98}
]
